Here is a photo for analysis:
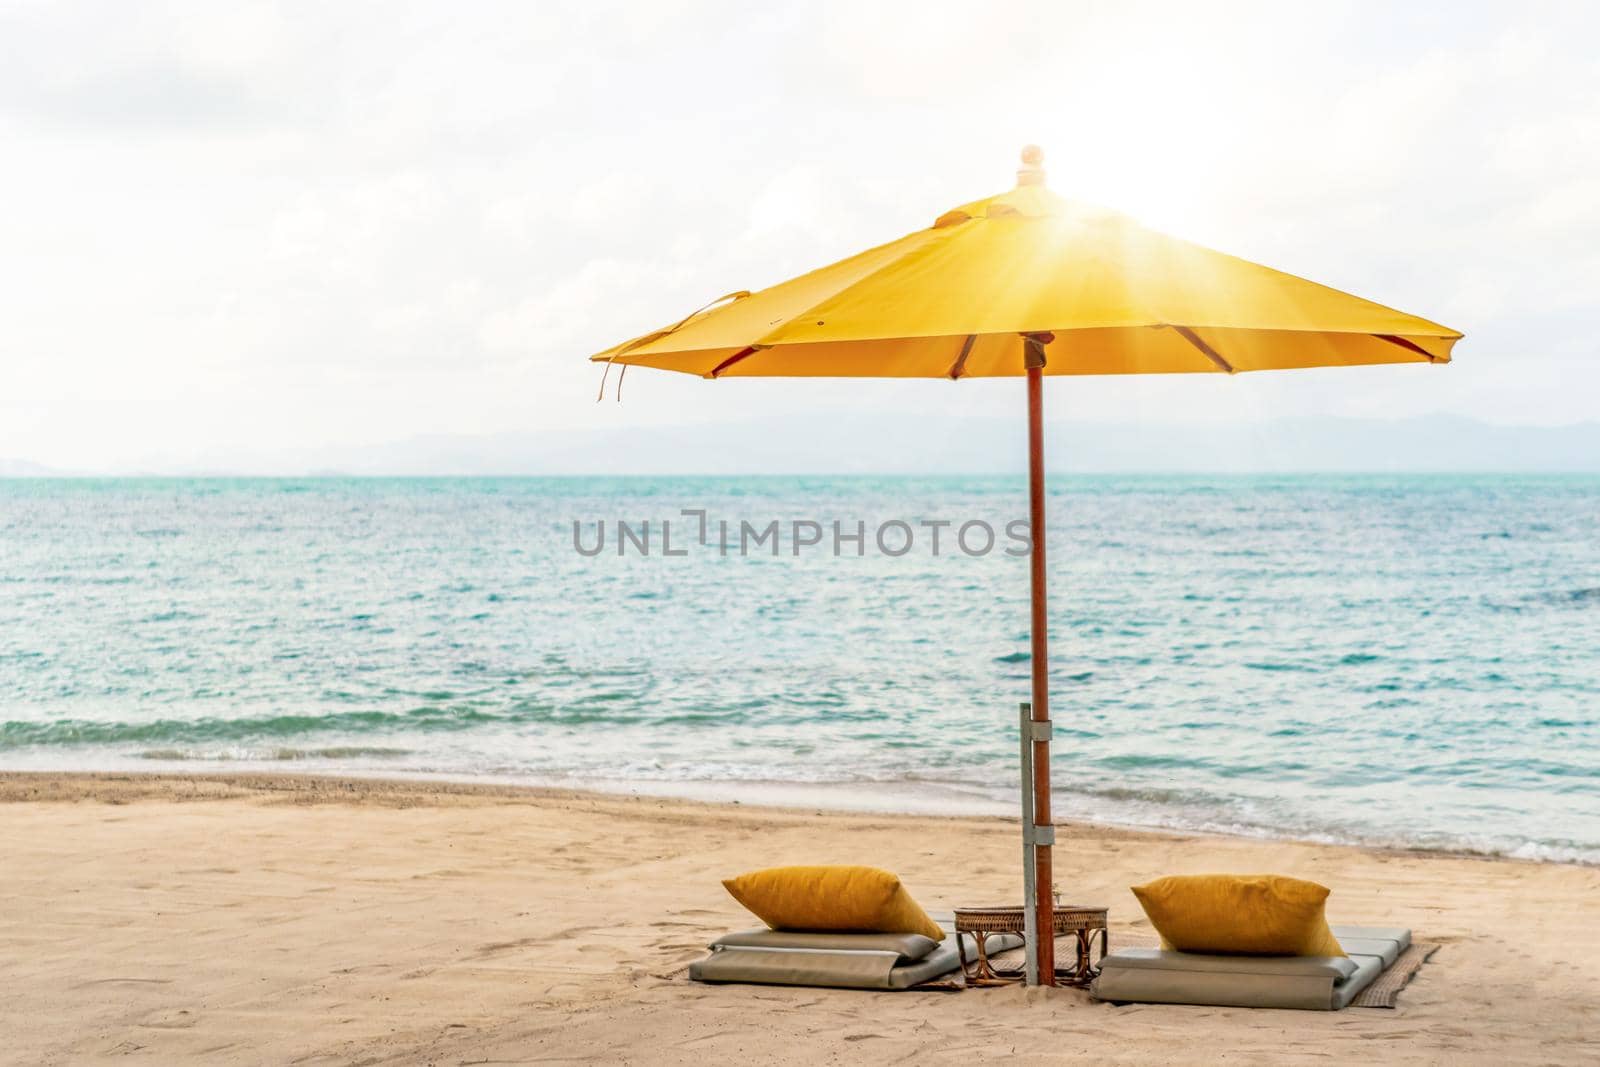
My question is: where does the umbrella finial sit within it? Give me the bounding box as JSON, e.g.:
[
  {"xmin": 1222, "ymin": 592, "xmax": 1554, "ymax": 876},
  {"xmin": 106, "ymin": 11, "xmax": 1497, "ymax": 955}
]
[{"xmin": 1017, "ymin": 145, "xmax": 1046, "ymax": 187}]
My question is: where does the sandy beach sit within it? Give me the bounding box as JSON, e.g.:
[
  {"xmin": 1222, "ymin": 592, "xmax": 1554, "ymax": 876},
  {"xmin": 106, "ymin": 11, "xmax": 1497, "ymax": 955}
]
[{"xmin": 0, "ymin": 774, "xmax": 1595, "ymax": 1065}]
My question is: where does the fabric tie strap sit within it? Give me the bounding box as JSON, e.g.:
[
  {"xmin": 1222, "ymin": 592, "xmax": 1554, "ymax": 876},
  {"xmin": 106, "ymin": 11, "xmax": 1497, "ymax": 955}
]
[{"xmin": 597, "ymin": 290, "xmax": 752, "ymax": 401}]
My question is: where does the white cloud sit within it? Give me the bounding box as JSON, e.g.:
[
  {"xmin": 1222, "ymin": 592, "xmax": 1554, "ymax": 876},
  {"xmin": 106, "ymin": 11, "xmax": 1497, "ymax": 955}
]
[{"xmin": 0, "ymin": 0, "xmax": 1596, "ymax": 470}]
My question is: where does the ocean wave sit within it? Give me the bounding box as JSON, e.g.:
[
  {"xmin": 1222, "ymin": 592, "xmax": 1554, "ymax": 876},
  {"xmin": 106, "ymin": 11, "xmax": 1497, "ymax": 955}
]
[
  {"xmin": 0, "ymin": 706, "xmax": 501, "ymax": 748},
  {"xmin": 138, "ymin": 745, "xmax": 413, "ymax": 761}
]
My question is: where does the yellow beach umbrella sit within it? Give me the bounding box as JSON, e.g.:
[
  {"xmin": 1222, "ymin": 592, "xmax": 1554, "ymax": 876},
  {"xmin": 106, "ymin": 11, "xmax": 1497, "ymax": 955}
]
[{"xmin": 590, "ymin": 147, "xmax": 1461, "ymax": 985}]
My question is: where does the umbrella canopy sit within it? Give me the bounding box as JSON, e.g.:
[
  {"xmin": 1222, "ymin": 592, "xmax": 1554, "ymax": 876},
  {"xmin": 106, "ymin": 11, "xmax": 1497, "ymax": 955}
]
[
  {"xmin": 589, "ymin": 147, "xmax": 1460, "ymax": 987},
  {"xmin": 592, "ymin": 154, "xmax": 1459, "ymax": 380}
]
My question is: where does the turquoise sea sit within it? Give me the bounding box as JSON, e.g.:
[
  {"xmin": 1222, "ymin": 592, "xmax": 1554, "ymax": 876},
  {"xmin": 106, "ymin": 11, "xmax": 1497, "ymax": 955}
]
[{"xmin": 2, "ymin": 475, "xmax": 1597, "ymax": 863}]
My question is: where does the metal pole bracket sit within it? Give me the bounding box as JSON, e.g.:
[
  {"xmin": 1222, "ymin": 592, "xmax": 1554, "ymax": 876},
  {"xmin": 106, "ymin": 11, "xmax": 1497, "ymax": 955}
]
[{"xmin": 1019, "ymin": 701, "xmax": 1039, "ymax": 986}]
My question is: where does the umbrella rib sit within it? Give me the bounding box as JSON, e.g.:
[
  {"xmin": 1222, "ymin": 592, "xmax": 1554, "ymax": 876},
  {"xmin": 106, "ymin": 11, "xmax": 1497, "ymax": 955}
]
[
  {"xmin": 947, "ymin": 335, "xmax": 976, "ymax": 380},
  {"xmin": 1373, "ymin": 333, "xmax": 1438, "ymax": 362},
  {"xmin": 1172, "ymin": 325, "xmax": 1235, "ymax": 374},
  {"xmin": 707, "ymin": 345, "xmax": 764, "ymax": 378}
]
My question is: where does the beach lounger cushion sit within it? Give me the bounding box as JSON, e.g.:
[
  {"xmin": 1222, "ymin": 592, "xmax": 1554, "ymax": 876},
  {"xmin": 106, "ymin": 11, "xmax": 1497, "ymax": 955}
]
[
  {"xmin": 1131, "ymin": 874, "xmax": 1345, "ymax": 957},
  {"xmin": 722, "ymin": 865, "xmax": 945, "ymax": 941},
  {"xmin": 690, "ymin": 927, "xmax": 1023, "ymax": 991},
  {"xmin": 712, "ymin": 927, "xmax": 941, "ymax": 962},
  {"xmin": 1091, "ymin": 924, "xmax": 1406, "ymax": 1011},
  {"xmin": 1330, "ymin": 924, "xmax": 1410, "ymax": 968}
]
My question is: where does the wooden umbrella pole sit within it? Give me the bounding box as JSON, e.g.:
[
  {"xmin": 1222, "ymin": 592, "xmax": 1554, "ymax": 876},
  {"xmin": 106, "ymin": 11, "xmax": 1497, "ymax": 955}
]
[{"xmin": 1024, "ymin": 334, "xmax": 1055, "ymax": 985}]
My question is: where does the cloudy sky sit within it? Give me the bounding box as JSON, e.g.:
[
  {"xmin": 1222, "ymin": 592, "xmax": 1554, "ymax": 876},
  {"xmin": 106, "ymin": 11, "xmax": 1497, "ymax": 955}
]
[{"xmin": 1, "ymin": 0, "xmax": 1596, "ymax": 471}]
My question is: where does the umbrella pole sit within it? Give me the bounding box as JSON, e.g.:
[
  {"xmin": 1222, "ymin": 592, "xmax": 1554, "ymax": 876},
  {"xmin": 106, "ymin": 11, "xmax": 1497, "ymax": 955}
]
[{"xmin": 1024, "ymin": 339, "xmax": 1056, "ymax": 986}]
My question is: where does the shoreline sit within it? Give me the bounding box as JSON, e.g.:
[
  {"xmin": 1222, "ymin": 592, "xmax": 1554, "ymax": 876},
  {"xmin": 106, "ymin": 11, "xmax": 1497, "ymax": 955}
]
[
  {"xmin": 1, "ymin": 766, "xmax": 1586, "ymax": 870},
  {"xmin": 5, "ymin": 770, "xmax": 1598, "ymax": 1063}
]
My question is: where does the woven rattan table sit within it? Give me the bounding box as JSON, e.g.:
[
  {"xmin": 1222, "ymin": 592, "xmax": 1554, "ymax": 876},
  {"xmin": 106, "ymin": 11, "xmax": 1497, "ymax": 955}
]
[{"xmin": 953, "ymin": 905, "xmax": 1108, "ymax": 987}]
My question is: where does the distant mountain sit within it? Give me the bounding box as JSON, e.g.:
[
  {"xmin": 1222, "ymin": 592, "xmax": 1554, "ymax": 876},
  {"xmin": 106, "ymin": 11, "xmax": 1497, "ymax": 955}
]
[
  {"xmin": 6, "ymin": 416, "xmax": 1599, "ymax": 476},
  {"xmin": 0, "ymin": 458, "xmax": 75, "ymax": 477},
  {"xmin": 264, "ymin": 414, "xmax": 1600, "ymax": 475}
]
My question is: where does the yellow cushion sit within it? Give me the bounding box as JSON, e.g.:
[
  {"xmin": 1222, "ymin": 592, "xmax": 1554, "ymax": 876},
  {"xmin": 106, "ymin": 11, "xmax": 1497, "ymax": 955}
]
[
  {"xmin": 722, "ymin": 865, "xmax": 945, "ymax": 941},
  {"xmin": 1131, "ymin": 874, "xmax": 1346, "ymax": 957}
]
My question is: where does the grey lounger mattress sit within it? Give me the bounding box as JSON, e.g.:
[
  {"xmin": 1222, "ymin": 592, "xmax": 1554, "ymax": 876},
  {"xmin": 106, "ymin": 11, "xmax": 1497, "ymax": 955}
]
[
  {"xmin": 1090, "ymin": 924, "xmax": 1411, "ymax": 1011},
  {"xmin": 689, "ymin": 918, "xmax": 1021, "ymax": 991}
]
